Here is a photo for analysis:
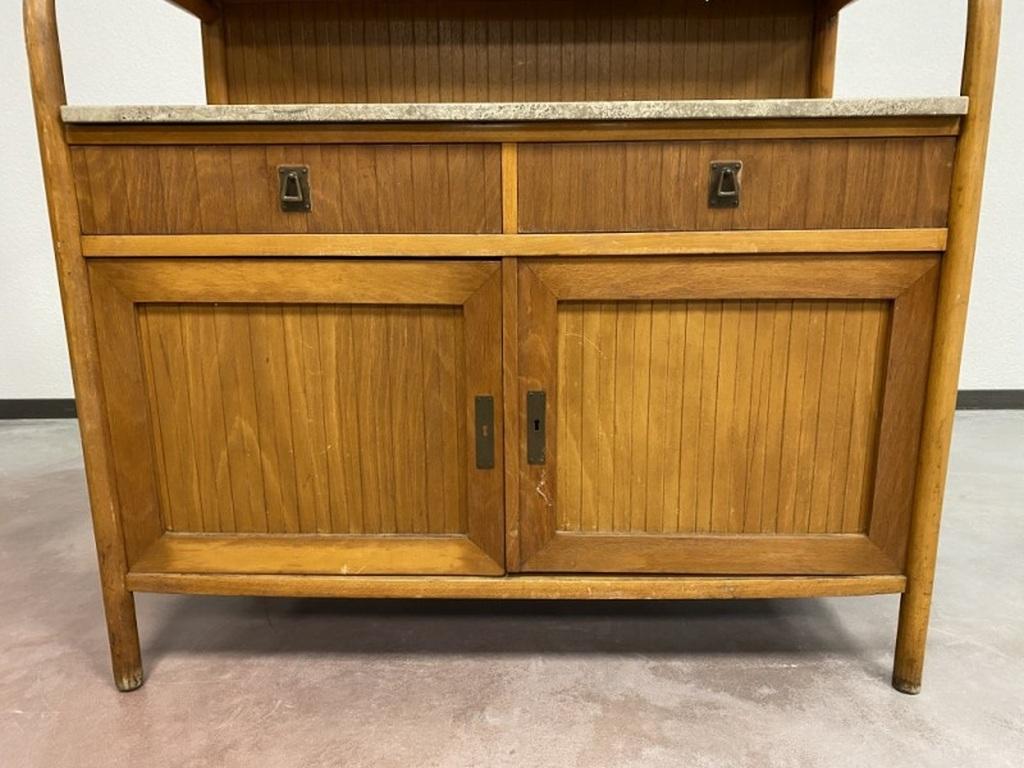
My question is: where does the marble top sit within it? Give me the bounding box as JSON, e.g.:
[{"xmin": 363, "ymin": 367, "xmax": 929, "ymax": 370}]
[{"xmin": 61, "ymin": 98, "xmax": 969, "ymax": 124}]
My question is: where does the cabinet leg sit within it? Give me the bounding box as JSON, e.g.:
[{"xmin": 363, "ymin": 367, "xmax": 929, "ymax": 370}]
[
  {"xmin": 102, "ymin": 587, "xmax": 144, "ymax": 692},
  {"xmin": 892, "ymin": 586, "xmax": 932, "ymax": 695}
]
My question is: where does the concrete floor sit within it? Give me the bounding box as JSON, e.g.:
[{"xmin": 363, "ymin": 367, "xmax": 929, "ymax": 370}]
[{"xmin": 0, "ymin": 414, "xmax": 1022, "ymax": 768}]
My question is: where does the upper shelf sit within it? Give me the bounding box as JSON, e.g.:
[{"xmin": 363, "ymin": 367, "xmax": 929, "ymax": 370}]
[
  {"xmin": 61, "ymin": 98, "xmax": 968, "ymax": 125},
  {"xmin": 151, "ymin": 0, "xmax": 872, "ymax": 104},
  {"xmin": 164, "ymin": 0, "xmax": 863, "ymax": 24}
]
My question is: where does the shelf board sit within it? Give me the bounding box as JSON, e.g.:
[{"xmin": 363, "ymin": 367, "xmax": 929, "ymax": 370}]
[
  {"xmin": 163, "ymin": 0, "xmax": 866, "ymax": 23},
  {"xmin": 61, "ymin": 97, "xmax": 969, "ymax": 125},
  {"xmin": 127, "ymin": 571, "xmax": 907, "ymax": 600},
  {"xmin": 80, "ymin": 230, "xmax": 949, "ymax": 259}
]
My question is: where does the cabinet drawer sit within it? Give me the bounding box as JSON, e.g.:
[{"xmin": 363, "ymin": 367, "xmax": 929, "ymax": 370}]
[
  {"xmin": 72, "ymin": 144, "xmax": 503, "ymax": 235},
  {"xmin": 517, "ymin": 138, "xmax": 955, "ymax": 233}
]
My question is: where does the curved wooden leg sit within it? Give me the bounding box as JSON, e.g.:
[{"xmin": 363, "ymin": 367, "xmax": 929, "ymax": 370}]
[
  {"xmin": 891, "ymin": 0, "xmax": 1004, "ymax": 695},
  {"xmin": 102, "ymin": 586, "xmax": 144, "ymax": 692},
  {"xmin": 24, "ymin": 0, "xmax": 146, "ymax": 693}
]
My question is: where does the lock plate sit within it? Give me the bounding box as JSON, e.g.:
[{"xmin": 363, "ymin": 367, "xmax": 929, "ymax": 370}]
[
  {"xmin": 474, "ymin": 395, "xmax": 495, "ymax": 470},
  {"xmin": 709, "ymin": 161, "xmax": 742, "ymax": 208},
  {"xmin": 278, "ymin": 165, "xmax": 311, "ymax": 212},
  {"xmin": 526, "ymin": 391, "xmax": 546, "ymax": 465}
]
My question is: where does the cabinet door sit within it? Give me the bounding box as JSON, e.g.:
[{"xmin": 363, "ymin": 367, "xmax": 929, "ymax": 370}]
[
  {"xmin": 90, "ymin": 259, "xmax": 504, "ymax": 576},
  {"xmin": 516, "ymin": 256, "xmax": 938, "ymax": 575}
]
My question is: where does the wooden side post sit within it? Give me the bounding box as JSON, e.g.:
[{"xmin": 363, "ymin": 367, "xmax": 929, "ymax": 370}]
[
  {"xmin": 23, "ymin": 0, "xmax": 144, "ymax": 691},
  {"xmin": 201, "ymin": 17, "xmax": 230, "ymax": 104},
  {"xmin": 892, "ymin": 0, "xmax": 1002, "ymax": 695},
  {"xmin": 162, "ymin": 0, "xmax": 219, "ymax": 23},
  {"xmin": 809, "ymin": 6, "xmax": 839, "ymax": 97}
]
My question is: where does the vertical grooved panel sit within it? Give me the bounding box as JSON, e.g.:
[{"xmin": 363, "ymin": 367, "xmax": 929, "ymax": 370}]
[
  {"xmin": 141, "ymin": 308, "xmax": 205, "ymax": 532},
  {"xmin": 282, "ymin": 306, "xmax": 330, "ymax": 533},
  {"xmin": 249, "ymin": 306, "xmax": 302, "ymax": 532},
  {"xmin": 218, "ymin": 0, "xmax": 816, "ymax": 103},
  {"xmin": 179, "ymin": 307, "xmax": 236, "ymax": 533},
  {"xmin": 139, "ymin": 303, "xmax": 467, "ymax": 535},
  {"xmin": 556, "ymin": 304, "xmax": 583, "ymax": 532},
  {"xmin": 555, "ymin": 299, "xmax": 892, "ymax": 535}
]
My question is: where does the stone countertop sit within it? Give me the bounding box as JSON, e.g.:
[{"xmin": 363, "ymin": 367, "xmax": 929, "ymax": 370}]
[{"xmin": 61, "ymin": 97, "xmax": 969, "ymax": 124}]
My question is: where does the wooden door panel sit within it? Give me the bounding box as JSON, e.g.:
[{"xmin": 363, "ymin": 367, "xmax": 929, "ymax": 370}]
[
  {"xmin": 555, "ymin": 299, "xmax": 890, "ymax": 535},
  {"xmin": 90, "ymin": 259, "xmax": 504, "ymax": 576},
  {"xmin": 517, "ymin": 256, "xmax": 938, "ymax": 575},
  {"xmin": 137, "ymin": 303, "xmax": 467, "ymax": 536}
]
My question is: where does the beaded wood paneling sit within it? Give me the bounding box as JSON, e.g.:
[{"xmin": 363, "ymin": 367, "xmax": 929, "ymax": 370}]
[
  {"xmin": 70, "ymin": 144, "xmax": 503, "ymax": 235},
  {"xmin": 218, "ymin": 0, "xmax": 817, "ymax": 103},
  {"xmin": 518, "ymin": 138, "xmax": 956, "ymax": 232},
  {"xmin": 555, "ymin": 299, "xmax": 892, "ymax": 535},
  {"xmin": 138, "ymin": 303, "xmax": 468, "ymax": 535}
]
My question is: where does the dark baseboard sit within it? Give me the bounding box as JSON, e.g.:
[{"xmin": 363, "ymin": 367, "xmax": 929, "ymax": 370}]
[
  {"xmin": 1, "ymin": 391, "xmax": 1022, "ymax": 420},
  {"xmin": 956, "ymin": 390, "xmax": 1024, "ymax": 410},
  {"xmin": 0, "ymin": 399, "xmax": 77, "ymax": 420}
]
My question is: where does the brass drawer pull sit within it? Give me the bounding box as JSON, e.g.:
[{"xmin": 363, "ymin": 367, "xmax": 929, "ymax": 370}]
[
  {"xmin": 709, "ymin": 161, "xmax": 742, "ymax": 208},
  {"xmin": 278, "ymin": 165, "xmax": 311, "ymax": 212}
]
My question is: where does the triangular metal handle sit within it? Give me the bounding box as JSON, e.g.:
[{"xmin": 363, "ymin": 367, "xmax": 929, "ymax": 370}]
[
  {"xmin": 278, "ymin": 165, "xmax": 311, "ymax": 212},
  {"xmin": 709, "ymin": 161, "xmax": 743, "ymax": 208},
  {"xmin": 282, "ymin": 172, "xmax": 304, "ymax": 203}
]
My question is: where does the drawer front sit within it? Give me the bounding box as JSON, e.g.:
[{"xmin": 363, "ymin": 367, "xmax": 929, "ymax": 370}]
[
  {"xmin": 517, "ymin": 138, "xmax": 955, "ymax": 233},
  {"xmin": 72, "ymin": 144, "xmax": 503, "ymax": 235}
]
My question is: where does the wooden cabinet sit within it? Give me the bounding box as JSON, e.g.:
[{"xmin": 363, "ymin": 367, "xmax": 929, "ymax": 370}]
[{"xmin": 26, "ymin": 0, "xmax": 1000, "ymax": 695}]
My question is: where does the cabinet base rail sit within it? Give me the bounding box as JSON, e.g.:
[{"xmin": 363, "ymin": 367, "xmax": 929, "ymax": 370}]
[{"xmin": 125, "ymin": 572, "xmax": 905, "ymax": 600}]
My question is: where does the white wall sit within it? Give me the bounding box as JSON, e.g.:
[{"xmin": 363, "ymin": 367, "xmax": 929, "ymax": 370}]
[
  {"xmin": 1, "ymin": 0, "xmax": 1020, "ymax": 398},
  {"xmin": 835, "ymin": 0, "xmax": 1023, "ymax": 389},
  {"xmin": 1, "ymin": 0, "xmax": 204, "ymax": 399}
]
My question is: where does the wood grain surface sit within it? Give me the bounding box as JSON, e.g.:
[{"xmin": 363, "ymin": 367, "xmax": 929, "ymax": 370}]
[
  {"xmin": 89, "ymin": 259, "xmax": 505, "ymax": 574},
  {"xmin": 72, "ymin": 144, "xmax": 502, "ymax": 235},
  {"xmin": 518, "ymin": 138, "xmax": 956, "ymax": 232},
  {"xmin": 216, "ymin": 0, "xmax": 818, "ymax": 103},
  {"xmin": 126, "ymin": 572, "xmax": 907, "ymax": 600},
  {"xmin": 554, "ymin": 299, "xmax": 891, "ymax": 536},
  {"xmin": 516, "ymin": 256, "xmax": 938, "ymax": 575}
]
